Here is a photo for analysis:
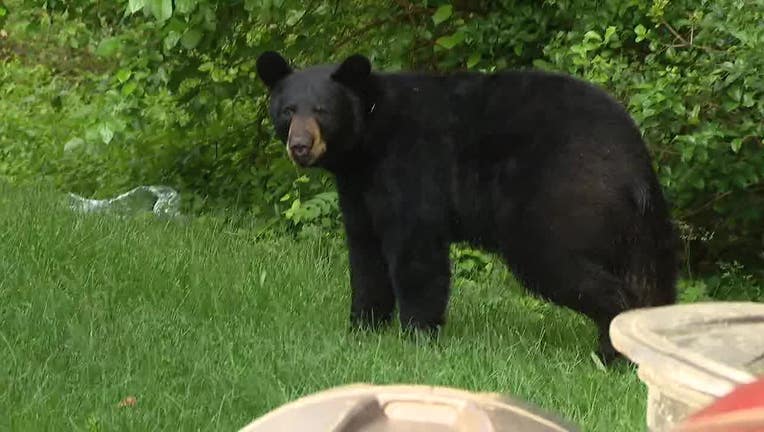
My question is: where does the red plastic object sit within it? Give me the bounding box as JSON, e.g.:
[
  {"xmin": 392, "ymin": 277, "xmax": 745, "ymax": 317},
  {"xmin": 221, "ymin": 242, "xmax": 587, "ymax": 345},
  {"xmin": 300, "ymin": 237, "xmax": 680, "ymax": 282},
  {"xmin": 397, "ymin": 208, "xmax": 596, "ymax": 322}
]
[{"xmin": 675, "ymin": 377, "xmax": 764, "ymax": 432}]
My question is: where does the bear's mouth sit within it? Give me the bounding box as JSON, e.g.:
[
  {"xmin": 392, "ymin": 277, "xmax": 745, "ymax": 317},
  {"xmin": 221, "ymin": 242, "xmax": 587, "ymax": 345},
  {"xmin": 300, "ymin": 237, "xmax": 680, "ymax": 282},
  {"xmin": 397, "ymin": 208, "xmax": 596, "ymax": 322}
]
[{"xmin": 287, "ymin": 116, "xmax": 327, "ymax": 167}]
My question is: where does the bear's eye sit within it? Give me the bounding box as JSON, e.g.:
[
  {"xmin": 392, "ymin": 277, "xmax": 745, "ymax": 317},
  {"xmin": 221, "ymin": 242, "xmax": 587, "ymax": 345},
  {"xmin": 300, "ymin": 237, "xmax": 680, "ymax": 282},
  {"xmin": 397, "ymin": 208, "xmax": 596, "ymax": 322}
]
[
  {"xmin": 313, "ymin": 105, "xmax": 327, "ymax": 115},
  {"xmin": 281, "ymin": 105, "xmax": 296, "ymax": 117}
]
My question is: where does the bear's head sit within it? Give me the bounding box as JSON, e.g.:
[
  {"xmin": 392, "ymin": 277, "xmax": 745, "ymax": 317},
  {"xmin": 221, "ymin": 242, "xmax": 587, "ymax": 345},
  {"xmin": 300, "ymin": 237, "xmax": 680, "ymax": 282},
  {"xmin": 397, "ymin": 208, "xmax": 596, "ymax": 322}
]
[{"xmin": 256, "ymin": 51, "xmax": 373, "ymax": 169}]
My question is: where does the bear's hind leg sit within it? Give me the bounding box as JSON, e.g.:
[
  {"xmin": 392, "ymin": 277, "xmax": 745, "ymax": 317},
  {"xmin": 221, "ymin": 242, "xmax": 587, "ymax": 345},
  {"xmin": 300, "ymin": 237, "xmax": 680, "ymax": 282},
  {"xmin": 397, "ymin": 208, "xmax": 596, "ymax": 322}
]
[
  {"xmin": 516, "ymin": 253, "xmax": 637, "ymax": 364},
  {"xmin": 565, "ymin": 258, "xmax": 636, "ymax": 364}
]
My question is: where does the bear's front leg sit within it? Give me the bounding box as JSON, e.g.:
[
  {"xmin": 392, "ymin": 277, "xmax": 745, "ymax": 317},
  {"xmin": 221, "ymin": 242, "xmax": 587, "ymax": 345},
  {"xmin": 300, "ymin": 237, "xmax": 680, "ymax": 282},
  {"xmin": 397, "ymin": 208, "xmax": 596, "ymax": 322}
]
[
  {"xmin": 346, "ymin": 231, "xmax": 396, "ymax": 330},
  {"xmin": 384, "ymin": 233, "xmax": 452, "ymax": 334},
  {"xmin": 337, "ymin": 179, "xmax": 397, "ymax": 331}
]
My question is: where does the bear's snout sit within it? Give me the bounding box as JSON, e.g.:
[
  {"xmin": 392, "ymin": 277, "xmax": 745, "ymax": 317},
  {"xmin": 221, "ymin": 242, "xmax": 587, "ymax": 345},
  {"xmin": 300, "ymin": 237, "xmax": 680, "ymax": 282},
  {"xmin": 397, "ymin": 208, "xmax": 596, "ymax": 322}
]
[
  {"xmin": 286, "ymin": 115, "xmax": 326, "ymax": 166},
  {"xmin": 288, "ymin": 134, "xmax": 312, "ymax": 157}
]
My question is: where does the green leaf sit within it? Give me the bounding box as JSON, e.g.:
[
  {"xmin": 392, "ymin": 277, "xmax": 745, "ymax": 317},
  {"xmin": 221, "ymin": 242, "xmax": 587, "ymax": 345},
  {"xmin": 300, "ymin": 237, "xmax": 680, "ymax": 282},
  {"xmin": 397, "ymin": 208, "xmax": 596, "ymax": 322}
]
[
  {"xmin": 466, "ymin": 52, "xmax": 480, "ymax": 69},
  {"xmin": 95, "ymin": 37, "xmax": 122, "ymax": 58},
  {"xmin": 210, "ymin": 68, "xmax": 227, "ymax": 82},
  {"xmin": 741, "ymin": 92, "xmax": 755, "ymax": 108},
  {"xmin": 728, "ymin": 87, "xmax": 742, "ymax": 103},
  {"xmin": 63, "ymin": 137, "xmax": 85, "ymax": 153},
  {"xmin": 127, "ymin": 0, "xmax": 145, "ymax": 14},
  {"xmin": 584, "ymin": 30, "xmax": 602, "ymax": 42},
  {"xmin": 435, "ymin": 30, "xmax": 466, "ymax": 50},
  {"xmin": 285, "ymin": 9, "xmax": 305, "ymax": 26},
  {"xmin": 731, "ymin": 138, "xmax": 743, "ymax": 153},
  {"xmin": 688, "ymin": 104, "xmax": 700, "ymax": 125},
  {"xmin": 121, "ymin": 81, "xmax": 138, "ymax": 96},
  {"xmin": 284, "ymin": 199, "xmax": 302, "ymax": 220},
  {"xmin": 432, "ymin": 5, "xmax": 453, "ymax": 25},
  {"xmin": 634, "ymin": 24, "xmax": 647, "ymax": 42},
  {"xmin": 149, "ymin": 0, "xmax": 173, "ymax": 21},
  {"xmin": 181, "ymin": 29, "xmax": 203, "ymax": 50},
  {"xmin": 163, "ymin": 31, "xmax": 181, "ymax": 51},
  {"xmin": 532, "ymin": 59, "xmax": 555, "ymax": 70},
  {"xmin": 116, "ymin": 69, "xmax": 132, "ymax": 83},
  {"xmin": 604, "ymin": 26, "xmax": 617, "ymax": 44},
  {"xmin": 175, "ymin": 0, "xmax": 197, "ymax": 15},
  {"xmin": 98, "ymin": 124, "xmax": 114, "ymax": 145}
]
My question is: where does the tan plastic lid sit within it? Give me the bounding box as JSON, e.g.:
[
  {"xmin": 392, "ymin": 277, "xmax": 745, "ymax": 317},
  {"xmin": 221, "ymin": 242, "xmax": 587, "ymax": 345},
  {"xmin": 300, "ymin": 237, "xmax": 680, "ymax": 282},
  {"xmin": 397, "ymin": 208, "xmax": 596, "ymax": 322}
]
[
  {"xmin": 238, "ymin": 384, "xmax": 579, "ymax": 432},
  {"xmin": 610, "ymin": 302, "xmax": 764, "ymax": 399}
]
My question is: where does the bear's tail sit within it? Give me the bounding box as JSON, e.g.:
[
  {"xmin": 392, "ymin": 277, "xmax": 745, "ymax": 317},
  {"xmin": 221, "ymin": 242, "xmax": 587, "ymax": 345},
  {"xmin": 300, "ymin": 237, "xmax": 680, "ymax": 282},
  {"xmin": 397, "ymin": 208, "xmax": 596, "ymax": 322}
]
[{"xmin": 625, "ymin": 179, "xmax": 679, "ymax": 308}]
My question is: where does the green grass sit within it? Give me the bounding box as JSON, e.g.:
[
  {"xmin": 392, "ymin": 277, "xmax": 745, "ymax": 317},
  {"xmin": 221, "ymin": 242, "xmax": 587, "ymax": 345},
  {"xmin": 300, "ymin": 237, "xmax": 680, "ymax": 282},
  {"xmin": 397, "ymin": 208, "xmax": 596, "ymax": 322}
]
[{"xmin": 0, "ymin": 183, "xmax": 647, "ymax": 431}]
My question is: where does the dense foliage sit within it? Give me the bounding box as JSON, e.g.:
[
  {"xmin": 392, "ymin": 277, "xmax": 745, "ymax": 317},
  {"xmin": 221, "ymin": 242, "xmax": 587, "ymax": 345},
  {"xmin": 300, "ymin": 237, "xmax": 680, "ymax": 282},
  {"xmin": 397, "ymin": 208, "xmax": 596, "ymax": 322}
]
[{"xmin": 1, "ymin": 0, "xmax": 762, "ymax": 278}]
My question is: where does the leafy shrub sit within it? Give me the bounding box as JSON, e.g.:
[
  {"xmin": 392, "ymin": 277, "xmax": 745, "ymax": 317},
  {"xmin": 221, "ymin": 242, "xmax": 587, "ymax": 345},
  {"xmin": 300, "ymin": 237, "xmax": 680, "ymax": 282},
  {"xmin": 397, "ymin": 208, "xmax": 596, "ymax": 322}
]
[{"xmin": 678, "ymin": 261, "xmax": 762, "ymax": 303}]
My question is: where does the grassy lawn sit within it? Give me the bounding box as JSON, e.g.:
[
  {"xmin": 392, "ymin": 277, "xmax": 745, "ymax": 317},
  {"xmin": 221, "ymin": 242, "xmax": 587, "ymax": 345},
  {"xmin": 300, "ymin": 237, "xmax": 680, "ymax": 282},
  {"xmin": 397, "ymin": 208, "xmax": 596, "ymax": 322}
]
[{"xmin": 0, "ymin": 183, "xmax": 647, "ymax": 431}]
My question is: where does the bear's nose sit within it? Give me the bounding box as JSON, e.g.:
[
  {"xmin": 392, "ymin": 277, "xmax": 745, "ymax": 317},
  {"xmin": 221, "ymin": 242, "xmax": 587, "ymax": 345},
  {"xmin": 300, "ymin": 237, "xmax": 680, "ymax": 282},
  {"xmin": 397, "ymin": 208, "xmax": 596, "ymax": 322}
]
[{"xmin": 289, "ymin": 136, "xmax": 312, "ymax": 157}]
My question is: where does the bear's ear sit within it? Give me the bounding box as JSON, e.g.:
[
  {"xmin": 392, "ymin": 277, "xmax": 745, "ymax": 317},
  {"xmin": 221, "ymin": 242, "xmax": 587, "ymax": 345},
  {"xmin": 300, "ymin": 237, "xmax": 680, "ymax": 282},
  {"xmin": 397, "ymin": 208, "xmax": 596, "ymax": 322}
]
[
  {"xmin": 331, "ymin": 54, "xmax": 371, "ymax": 89},
  {"xmin": 256, "ymin": 51, "xmax": 293, "ymax": 89}
]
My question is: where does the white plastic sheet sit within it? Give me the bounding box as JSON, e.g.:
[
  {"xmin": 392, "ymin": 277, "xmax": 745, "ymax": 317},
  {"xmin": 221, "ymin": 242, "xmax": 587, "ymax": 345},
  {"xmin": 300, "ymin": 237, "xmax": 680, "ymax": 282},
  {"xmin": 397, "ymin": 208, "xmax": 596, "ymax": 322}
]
[{"xmin": 68, "ymin": 185, "xmax": 180, "ymax": 218}]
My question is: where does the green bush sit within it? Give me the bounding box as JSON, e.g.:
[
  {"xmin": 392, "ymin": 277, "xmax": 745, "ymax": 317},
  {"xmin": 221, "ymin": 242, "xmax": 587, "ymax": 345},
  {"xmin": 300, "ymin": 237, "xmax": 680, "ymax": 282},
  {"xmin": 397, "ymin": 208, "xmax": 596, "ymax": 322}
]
[{"xmin": 1, "ymin": 0, "xmax": 762, "ymax": 276}]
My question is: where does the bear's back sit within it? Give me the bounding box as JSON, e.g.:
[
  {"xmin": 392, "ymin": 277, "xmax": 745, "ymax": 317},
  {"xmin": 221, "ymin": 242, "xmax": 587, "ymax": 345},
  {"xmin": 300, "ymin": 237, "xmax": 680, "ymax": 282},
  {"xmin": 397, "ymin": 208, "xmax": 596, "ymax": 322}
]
[
  {"xmin": 370, "ymin": 69, "xmax": 644, "ymax": 155},
  {"xmin": 367, "ymin": 68, "xmax": 651, "ymax": 183}
]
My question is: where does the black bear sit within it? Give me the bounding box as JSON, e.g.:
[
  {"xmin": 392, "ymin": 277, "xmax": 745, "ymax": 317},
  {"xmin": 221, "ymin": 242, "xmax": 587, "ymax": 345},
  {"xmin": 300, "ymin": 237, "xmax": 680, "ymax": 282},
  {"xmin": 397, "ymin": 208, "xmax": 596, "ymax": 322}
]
[{"xmin": 256, "ymin": 51, "xmax": 678, "ymax": 362}]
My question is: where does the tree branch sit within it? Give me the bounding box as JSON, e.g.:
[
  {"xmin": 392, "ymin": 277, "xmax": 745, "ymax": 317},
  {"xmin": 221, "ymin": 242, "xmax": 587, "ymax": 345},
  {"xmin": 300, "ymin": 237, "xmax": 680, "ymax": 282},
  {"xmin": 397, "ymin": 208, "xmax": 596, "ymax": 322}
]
[
  {"xmin": 334, "ymin": 13, "xmax": 409, "ymax": 51},
  {"xmin": 660, "ymin": 19, "xmax": 721, "ymax": 53},
  {"xmin": 684, "ymin": 184, "xmax": 764, "ymax": 218},
  {"xmin": 661, "ymin": 19, "xmax": 688, "ymax": 45}
]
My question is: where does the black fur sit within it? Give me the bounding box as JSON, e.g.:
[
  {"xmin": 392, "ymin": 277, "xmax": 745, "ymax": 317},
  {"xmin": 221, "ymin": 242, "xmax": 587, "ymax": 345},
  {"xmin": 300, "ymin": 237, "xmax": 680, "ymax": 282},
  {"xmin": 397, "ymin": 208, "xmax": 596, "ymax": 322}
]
[{"xmin": 256, "ymin": 52, "xmax": 678, "ymax": 363}]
